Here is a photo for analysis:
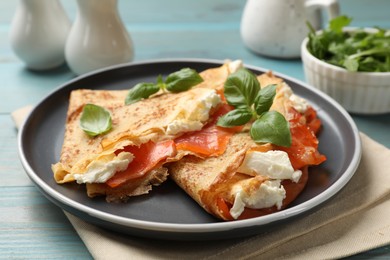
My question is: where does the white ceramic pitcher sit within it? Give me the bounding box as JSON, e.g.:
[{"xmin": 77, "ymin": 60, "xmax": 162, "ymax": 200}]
[
  {"xmin": 241, "ymin": 0, "xmax": 340, "ymax": 58},
  {"xmin": 65, "ymin": 0, "xmax": 134, "ymax": 75},
  {"xmin": 10, "ymin": 0, "xmax": 71, "ymax": 70}
]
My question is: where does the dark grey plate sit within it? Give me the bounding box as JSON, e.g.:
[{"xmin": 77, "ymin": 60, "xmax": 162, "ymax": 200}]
[{"xmin": 18, "ymin": 59, "xmax": 361, "ymax": 240}]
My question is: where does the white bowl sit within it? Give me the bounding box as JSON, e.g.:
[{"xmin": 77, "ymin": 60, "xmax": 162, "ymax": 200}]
[{"xmin": 301, "ymin": 32, "xmax": 390, "ymax": 114}]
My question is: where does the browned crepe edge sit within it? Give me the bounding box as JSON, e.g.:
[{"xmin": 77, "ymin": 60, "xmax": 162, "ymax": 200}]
[{"xmin": 86, "ymin": 167, "xmax": 169, "ymax": 202}]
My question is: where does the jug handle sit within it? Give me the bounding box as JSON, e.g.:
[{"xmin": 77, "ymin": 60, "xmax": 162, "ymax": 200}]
[{"xmin": 305, "ymin": 0, "xmax": 340, "ymax": 20}]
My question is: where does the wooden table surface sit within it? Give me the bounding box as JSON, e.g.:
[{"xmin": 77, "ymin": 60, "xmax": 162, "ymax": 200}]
[{"xmin": 1, "ymin": 0, "xmax": 389, "ymax": 258}]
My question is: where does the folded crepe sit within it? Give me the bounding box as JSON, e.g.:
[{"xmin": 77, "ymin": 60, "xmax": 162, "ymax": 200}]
[
  {"xmin": 52, "ymin": 62, "xmax": 239, "ymax": 202},
  {"xmin": 167, "ymin": 72, "xmax": 326, "ymax": 220},
  {"xmin": 52, "ymin": 61, "xmax": 326, "ymax": 220}
]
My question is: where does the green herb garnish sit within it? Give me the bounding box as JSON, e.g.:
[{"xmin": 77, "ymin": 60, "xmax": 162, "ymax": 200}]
[
  {"xmin": 307, "ymin": 15, "xmax": 390, "ymax": 72},
  {"xmin": 125, "ymin": 68, "xmax": 203, "ymax": 105},
  {"xmin": 165, "ymin": 68, "xmax": 204, "ymax": 92},
  {"xmin": 124, "ymin": 82, "xmax": 160, "ymax": 105},
  {"xmin": 79, "ymin": 104, "xmax": 112, "ymax": 137},
  {"xmin": 217, "ymin": 68, "xmax": 292, "ymax": 147}
]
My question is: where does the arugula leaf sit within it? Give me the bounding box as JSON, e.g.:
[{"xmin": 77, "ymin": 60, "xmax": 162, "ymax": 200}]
[
  {"xmin": 250, "ymin": 111, "xmax": 291, "ymax": 147},
  {"xmin": 165, "ymin": 68, "xmax": 204, "ymax": 93},
  {"xmin": 79, "ymin": 104, "xmax": 112, "ymax": 137},
  {"xmin": 125, "ymin": 82, "xmax": 160, "ymax": 105},
  {"xmin": 125, "ymin": 68, "xmax": 203, "ymax": 104},
  {"xmin": 307, "ymin": 15, "xmax": 390, "ymax": 72},
  {"xmin": 343, "ymin": 58, "xmax": 359, "ymax": 71},
  {"xmin": 224, "ymin": 68, "xmax": 260, "ymax": 108},
  {"xmin": 254, "ymin": 84, "xmax": 277, "ymax": 115},
  {"xmin": 329, "ymin": 16, "xmax": 352, "ymax": 33},
  {"xmin": 217, "ymin": 107, "xmax": 253, "ymax": 127}
]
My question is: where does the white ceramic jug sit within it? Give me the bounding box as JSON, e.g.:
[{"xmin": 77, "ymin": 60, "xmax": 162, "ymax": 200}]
[
  {"xmin": 65, "ymin": 0, "xmax": 134, "ymax": 75},
  {"xmin": 241, "ymin": 0, "xmax": 340, "ymax": 58},
  {"xmin": 10, "ymin": 0, "xmax": 71, "ymax": 70}
]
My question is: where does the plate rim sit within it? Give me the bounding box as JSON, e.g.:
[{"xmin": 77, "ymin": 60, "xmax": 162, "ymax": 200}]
[{"xmin": 18, "ymin": 58, "xmax": 362, "ymax": 236}]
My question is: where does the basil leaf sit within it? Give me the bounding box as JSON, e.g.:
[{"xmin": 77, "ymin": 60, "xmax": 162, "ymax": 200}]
[
  {"xmin": 79, "ymin": 104, "xmax": 112, "ymax": 137},
  {"xmin": 125, "ymin": 82, "xmax": 160, "ymax": 105},
  {"xmin": 165, "ymin": 68, "xmax": 203, "ymax": 93},
  {"xmin": 254, "ymin": 84, "xmax": 277, "ymax": 115},
  {"xmin": 124, "ymin": 68, "xmax": 203, "ymax": 105},
  {"xmin": 217, "ymin": 108, "xmax": 253, "ymax": 127},
  {"xmin": 156, "ymin": 74, "xmax": 165, "ymax": 89},
  {"xmin": 250, "ymin": 111, "xmax": 291, "ymax": 147},
  {"xmin": 224, "ymin": 68, "xmax": 260, "ymax": 107}
]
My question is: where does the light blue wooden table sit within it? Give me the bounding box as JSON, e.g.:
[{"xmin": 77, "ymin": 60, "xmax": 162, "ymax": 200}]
[{"xmin": 1, "ymin": 0, "xmax": 389, "ymax": 258}]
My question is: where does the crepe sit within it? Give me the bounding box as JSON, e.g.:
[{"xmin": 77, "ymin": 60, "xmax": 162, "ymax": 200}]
[
  {"xmin": 167, "ymin": 72, "xmax": 326, "ymax": 220},
  {"xmin": 52, "ymin": 61, "xmax": 326, "ymax": 217},
  {"xmin": 52, "ymin": 62, "xmax": 240, "ymax": 202}
]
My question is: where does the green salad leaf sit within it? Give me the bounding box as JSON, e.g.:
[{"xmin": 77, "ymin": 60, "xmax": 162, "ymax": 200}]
[
  {"xmin": 79, "ymin": 104, "xmax": 112, "ymax": 137},
  {"xmin": 125, "ymin": 68, "xmax": 203, "ymax": 105},
  {"xmin": 329, "ymin": 15, "xmax": 352, "ymax": 33},
  {"xmin": 307, "ymin": 15, "xmax": 390, "ymax": 72},
  {"xmin": 217, "ymin": 68, "xmax": 291, "ymax": 147}
]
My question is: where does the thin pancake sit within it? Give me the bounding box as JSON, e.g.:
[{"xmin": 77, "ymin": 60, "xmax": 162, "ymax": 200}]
[
  {"xmin": 53, "ymin": 86, "xmax": 221, "ymax": 183},
  {"xmin": 52, "ymin": 62, "xmax": 239, "ymax": 202},
  {"xmin": 168, "ymin": 72, "xmax": 325, "ymax": 220}
]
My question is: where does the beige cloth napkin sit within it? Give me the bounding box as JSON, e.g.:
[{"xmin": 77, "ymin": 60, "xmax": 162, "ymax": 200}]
[{"xmin": 13, "ymin": 106, "xmax": 390, "ymax": 260}]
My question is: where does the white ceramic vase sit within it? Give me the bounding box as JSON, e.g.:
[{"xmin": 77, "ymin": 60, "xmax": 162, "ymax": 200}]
[
  {"xmin": 10, "ymin": 0, "xmax": 71, "ymax": 70},
  {"xmin": 240, "ymin": 0, "xmax": 340, "ymax": 59},
  {"xmin": 65, "ymin": 0, "xmax": 134, "ymax": 75}
]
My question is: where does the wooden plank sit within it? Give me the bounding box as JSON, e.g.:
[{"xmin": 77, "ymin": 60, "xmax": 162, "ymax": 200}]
[
  {"xmin": 0, "ymin": 186, "xmax": 92, "ymax": 259},
  {"xmin": 0, "ymin": 63, "xmax": 75, "ymax": 113},
  {"xmin": 1, "ymin": 0, "xmax": 388, "ymax": 27},
  {"xmin": 0, "ymin": 115, "xmax": 34, "ymax": 187},
  {"xmin": 0, "ymin": 0, "xmax": 244, "ymax": 24},
  {"xmin": 0, "ymin": 29, "xmax": 303, "ymax": 113},
  {"xmin": 2, "ymin": 0, "xmax": 389, "ymax": 114},
  {"xmin": 339, "ymin": 0, "xmax": 390, "ymax": 27}
]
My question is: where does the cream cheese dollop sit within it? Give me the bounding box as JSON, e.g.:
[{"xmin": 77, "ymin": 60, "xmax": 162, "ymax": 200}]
[
  {"xmin": 226, "ymin": 59, "xmax": 244, "ymax": 73},
  {"xmin": 229, "ymin": 150, "xmax": 302, "ymax": 219},
  {"xmin": 230, "ymin": 180, "xmax": 286, "ymax": 219},
  {"xmin": 73, "ymin": 152, "xmax": 133, "ymax": 184},
  {"xmin": 166, "ymin": 89, "xmax": 221, "ymax": 135},
  {"xmin": 237, "ymin": 150, "xmax": 302, "ymax": 182},
  {"xmin": 280, "ymin": 82, "xmax": 309, "ymax": 113}
]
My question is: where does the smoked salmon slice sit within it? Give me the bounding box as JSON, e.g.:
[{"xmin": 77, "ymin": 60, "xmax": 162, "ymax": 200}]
[
  {"xmin": 280, "ymin": 108, "xmax": 326, "ymax": 170},
  {"xmin": 107, "ymin": 105, "xmax": 238, "ymax": 188},
  {"xmin": 106, "ymin": 140, "xmax": 176, "ymax": 188},
  {"xmin": 175, "ymin": 104, "xmax": 242, "ymax": 157}
]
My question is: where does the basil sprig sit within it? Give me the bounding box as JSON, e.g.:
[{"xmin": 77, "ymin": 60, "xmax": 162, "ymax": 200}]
[
  {"xmin": 125, "ymin": 68, "xmax": 203, "ymax": 105},
  {"xmin": 217, "ymin": 68, "xmax": 292, "ymax": 147},
  {"xmin": 79, "ymin": 104, "xmax": 112, "ymax": 137}
]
